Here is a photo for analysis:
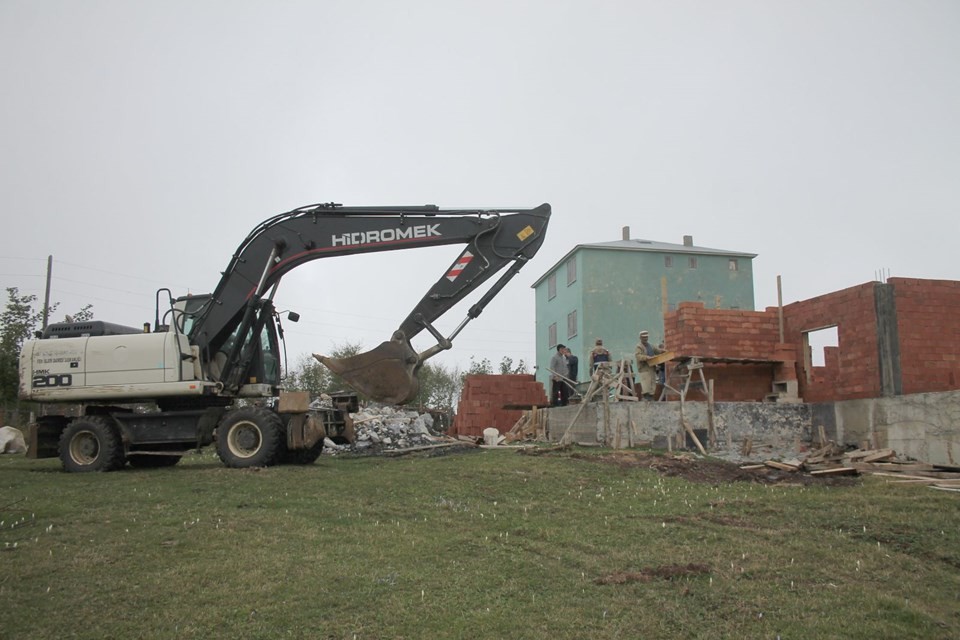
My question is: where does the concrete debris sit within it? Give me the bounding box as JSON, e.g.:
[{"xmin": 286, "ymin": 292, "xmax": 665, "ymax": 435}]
[
  {"xmin": 323, "ymin": 405, "xmax": 450, "ymax": 456},
  {"xmin": 0, "ymin": 426, "xmax": 27, "ymax": 454}
]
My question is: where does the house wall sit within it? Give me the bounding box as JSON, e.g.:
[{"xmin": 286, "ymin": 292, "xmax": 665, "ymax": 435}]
[
  {"xmin": 534, "ymin": 245, "xmax": 756, "ymax": 388},
  {"xmin": 659, "ymin": 278, "xmax": 960, "ymax": 403},
  {"xmin": 782, "ymin": 282, "xmax": 883, "ymax": 402},
  {"xmin": 890, "ymin": 278, "xmax": 960, "ymax": 394},
  {"xmin": 534, "ymin": 254, "xmax": 584, "ymax": 389},
  {"xmin": 581, "ymin": 249, "xmax": 666, "ymax": 365},
  {"xmin": 663, "ymin": 302, "xmax": 785, "ymax": 402}
]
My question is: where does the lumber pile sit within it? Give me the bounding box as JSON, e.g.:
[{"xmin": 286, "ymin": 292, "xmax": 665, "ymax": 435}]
[
  {"xmin": 504, "ymin": 407, "xmax": 545, "ymax": 443},
  {"xmin": 740, "ymin": 442, "xmax": 960, "ymax": 489}
]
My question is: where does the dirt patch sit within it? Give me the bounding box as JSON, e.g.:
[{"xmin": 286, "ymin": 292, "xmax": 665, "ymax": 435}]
[
  {"xmin": 596, "ymin": 563, "xmax": 711, "ymax": 585},
  {"xmin": 569, "ymin": 450, "xmax": 860, "ymax": 486}
]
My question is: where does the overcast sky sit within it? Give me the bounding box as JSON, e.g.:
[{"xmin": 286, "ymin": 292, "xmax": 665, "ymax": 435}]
[{"xmin": 1, "ymin": 0, "xmax": 958, "ymax": 374}]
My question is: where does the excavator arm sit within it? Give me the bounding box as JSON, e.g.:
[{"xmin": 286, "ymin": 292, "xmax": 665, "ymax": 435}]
[{"xmin": 187, "ymin": 203, "xmax": 551, "ymax": 403}]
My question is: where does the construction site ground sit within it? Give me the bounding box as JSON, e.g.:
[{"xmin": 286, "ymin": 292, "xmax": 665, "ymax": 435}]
[{"xmin": 567, "ymin": 449, "xmax": 861, "ymax": 486}]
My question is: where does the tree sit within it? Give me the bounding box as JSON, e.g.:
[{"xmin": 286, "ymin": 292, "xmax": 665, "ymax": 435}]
[
  {"xmin": 283, "ymin": 353, "xmax": 331, "ymax": 397},
  {"xmin": 498, "ymin": 356, "xmax": 529, "ymax": 374},
  {"xmin": 0, "ymin": 288, "xmax": 45, "ymax": 403},
  {"xmin": 414, "ymin": 361, "xmax": 462, "ymax": 414},
  {"xmin": 283, "ymin": 341, "xmax": 365, "ymax": 398},
  {"xmin": 466, "ymin": 356, "xmax": 492, "ymax": 375},
  {"xmin": 69, "ymin": 304, "xmax": 94, "ymax": 323}
]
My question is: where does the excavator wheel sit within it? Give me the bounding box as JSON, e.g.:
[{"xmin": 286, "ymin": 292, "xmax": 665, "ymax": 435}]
[
  {"xmin": 282, "ymin": 440, "xmax": 324, "ymax": 465},
  {"xmin": 59, "ymin": 416, "xmax": 126, "ymax": 473},
  {"xmin": 216, "ymin": 406, "xmax": 284, "ymax": 468}
]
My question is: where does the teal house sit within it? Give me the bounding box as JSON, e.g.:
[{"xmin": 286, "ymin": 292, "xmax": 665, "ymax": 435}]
[{"xmin": 531, "ymin": 229, "xmax": 756, "ymax": 388}]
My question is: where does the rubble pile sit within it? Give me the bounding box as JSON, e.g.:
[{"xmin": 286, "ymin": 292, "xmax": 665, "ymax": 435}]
[{"xmin": 324, "ymin": 405, "xmax": 447, "ymax": 455}]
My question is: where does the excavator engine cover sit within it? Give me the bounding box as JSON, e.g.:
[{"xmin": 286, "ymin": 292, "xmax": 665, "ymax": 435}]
[{"xmin": 314, "ymin": 332, "xmax": 421, "ymax": 405}]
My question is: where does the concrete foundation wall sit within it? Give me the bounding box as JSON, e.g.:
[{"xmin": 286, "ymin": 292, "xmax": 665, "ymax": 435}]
[
  {"xmin": 544, "ymin": 390, "xmax": 960, "ymax": 465},
  {"xmin": 817, "ymin": 389, "xmax": 960, "ymax": 466},
  {"xmin": 543, "ymin": 400, "xmax": 811, "ymax": 459}
]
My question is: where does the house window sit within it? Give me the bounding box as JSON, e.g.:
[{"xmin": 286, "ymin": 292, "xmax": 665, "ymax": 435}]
[
  {"xmin": 566, "ymin": 258, "xmax": 577, "ymax": 285},
  {"xmin": 664, "ymin": 255, "xmax": 673, "ymax": 268},
  {"xmin": 728, "ymin": 259, "xmax": 739, "ymax": 271},
  {"xmin": 548, "ymin": 322, "xmax": 557, "ymax": 348},
  {"xmin": 547, "ymin": 274, "xmax": 557, "ymax": 300},
  {"xmin": 567, "ymin": 310, "xmax": 577, "ymax": 339},
  {"xmin": 688, "ymin": 256, "xmax": 698, "ymax": 269}
]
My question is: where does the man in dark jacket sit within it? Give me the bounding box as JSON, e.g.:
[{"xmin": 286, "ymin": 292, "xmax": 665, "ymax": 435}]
[{"xmin": 549, "ymin": 344, "xmax": 571, "ymax": 406}]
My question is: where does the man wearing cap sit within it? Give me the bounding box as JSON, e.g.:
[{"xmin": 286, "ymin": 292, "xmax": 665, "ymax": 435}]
[
  {"xmin": 589, "ymin": 338, "xmax": 611, "ymax": 375},
  {"xmin": 549, "ymin": 344, "xmax": 571, "ymax": 406},
  {"xmin": 635, "ymin": 331, "xmax": 664, "ymax": 400}
]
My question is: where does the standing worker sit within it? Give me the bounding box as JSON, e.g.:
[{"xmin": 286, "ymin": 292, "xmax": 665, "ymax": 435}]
[
  {"xmin": 549, "ymin": 344, "xmax": 571, "ymax": 407},
  {"xmin": 635, "ymin": 331, "xmax": 664, "ymax": 400}
]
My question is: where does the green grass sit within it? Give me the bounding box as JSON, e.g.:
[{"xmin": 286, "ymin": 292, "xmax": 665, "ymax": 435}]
[{"xmin": 1, "ymin": 448, "xmax": 958, "ymax": 639}]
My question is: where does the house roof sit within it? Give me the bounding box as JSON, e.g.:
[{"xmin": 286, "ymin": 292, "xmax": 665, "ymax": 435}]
[{"xmin": 531, "ymin": 238, "xmax": 758, "ymax": 288}]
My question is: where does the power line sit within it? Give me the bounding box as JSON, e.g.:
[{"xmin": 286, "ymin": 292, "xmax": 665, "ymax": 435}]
[
  {"xmin": 54, "ymin": 259, "xmax": 195, "ymax": 291},
  {"xmin": 54, "ymin": 276, "xmax": 154, "ymax": 297}
]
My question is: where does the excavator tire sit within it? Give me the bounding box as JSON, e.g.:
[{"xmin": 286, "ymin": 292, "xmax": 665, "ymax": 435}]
[
  {"xmin": 216, "ymin": 407, "xmax": 284, "ymax": 468},
  {"xmin": 59, "ymin": 416, "xmax": 126, "ymax": 473},
  {"xmin": 282, "ymin": 440, "xmax": 324, "ymax": 465}
]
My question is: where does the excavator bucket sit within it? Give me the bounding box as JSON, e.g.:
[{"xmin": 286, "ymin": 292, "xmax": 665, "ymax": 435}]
[{"xmin": 314, "ymin": 333, "xmax": 421, "ymax": 405}]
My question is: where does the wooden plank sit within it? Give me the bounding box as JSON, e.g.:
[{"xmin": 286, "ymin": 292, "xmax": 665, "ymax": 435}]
[
  {"xmin": 853, "ymin": 461, "xmax": 935, "ymax": 473},
  {"xmin": 810, "ymin": 467, "xmax": 858, "ymax": 476},
  {"xmin": 647, "ymin": 351, "xmax": 675, "ymax": 367},
  {"xmin": 739, "ymin": 464, "xmax": 766, "ymax": 470},
  {"xmin": 764, "ymin": 460, "xmax": 799, "ymax": 472},
  {"xmin": 861, "ymin": 448, "xmax": 896, "ymax": 463},
  {"xmin": 869, "ymin": 471, "xmax": 960, "ymax": 481}
]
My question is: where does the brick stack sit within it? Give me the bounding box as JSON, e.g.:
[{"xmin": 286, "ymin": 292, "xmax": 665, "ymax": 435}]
[
  {"xmin": 891, "ymin": 278, "xmax": 960, "ymax": 394},
  {"xmin": 451, "ymin": 374, "xmax": 548, "ymax": 437}
]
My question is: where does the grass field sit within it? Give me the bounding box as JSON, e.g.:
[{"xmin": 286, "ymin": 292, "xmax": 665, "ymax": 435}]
[{"xmin": 1, "ymin": 447, "xmax": 958, "ymax": 639}]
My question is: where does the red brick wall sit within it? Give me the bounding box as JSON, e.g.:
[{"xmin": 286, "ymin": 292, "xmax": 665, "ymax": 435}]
[
  {"xmin": 672, "ymin": 363, "xmax": 776, "ymax": 402},
  {"xmin": 663, "ymin": 302, "xmax": 782, "ymax": 401},
  {"xmin": 665, "ymin": 302, "xmax": 781, "ymax": 360},
  {"xmin": 890, "ymin": 278, "xmax": 960, "ymax": 394},
  {"xmin": 662, "ymin": 278, "xmax": 960, "ymax": 403},
  {"xmin": 783, "ymin": 282, "xmax": 881, "ymax": 402},
  {"xmin": 451, "ymin": 374, "xmax": 549, "ymax": 437}
]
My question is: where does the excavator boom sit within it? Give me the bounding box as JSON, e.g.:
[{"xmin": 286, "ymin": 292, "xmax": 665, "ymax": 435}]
[{"xmin": 189, "ymin": 203, "xmax": 551, "ymax": 403}]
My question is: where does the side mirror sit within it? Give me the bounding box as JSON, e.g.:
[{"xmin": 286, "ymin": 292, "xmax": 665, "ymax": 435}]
[{"xmin": 286, "ymin": 311, "xmax": 300, "ymax": 323}]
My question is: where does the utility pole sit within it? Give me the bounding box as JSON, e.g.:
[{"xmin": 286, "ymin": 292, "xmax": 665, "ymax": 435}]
[
  {"xmin": 42, "ymin": 255, "xmax": 52, "ymax": 330},
  {"xmin": 777, "ymin": 275, "xmax": 784, "ymax": 343}
]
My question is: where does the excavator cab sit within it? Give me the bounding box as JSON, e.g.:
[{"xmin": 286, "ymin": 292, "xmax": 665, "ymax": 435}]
[{"xmin": 168, "ymin": 293, "xmax": 284, "ymax": 391}]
